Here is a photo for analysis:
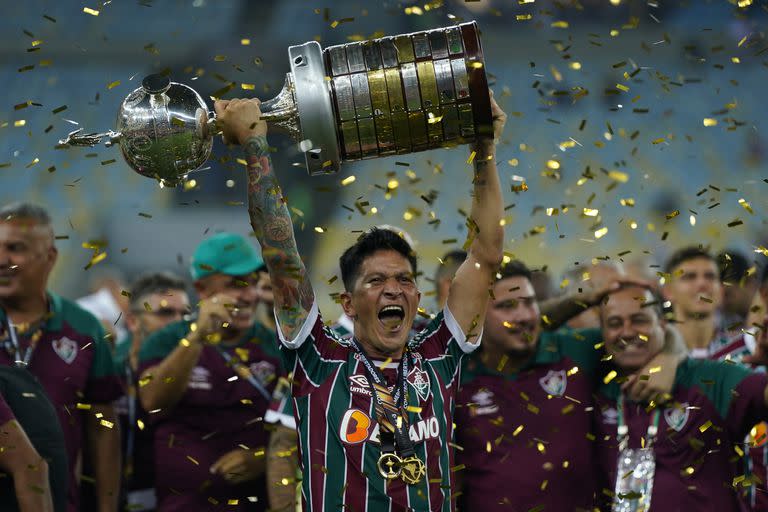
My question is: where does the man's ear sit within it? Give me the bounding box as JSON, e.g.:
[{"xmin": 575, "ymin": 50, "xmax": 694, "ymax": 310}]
[{"xmin": 340, "ymin": 291, "xmax": 355, "ymax": 319}]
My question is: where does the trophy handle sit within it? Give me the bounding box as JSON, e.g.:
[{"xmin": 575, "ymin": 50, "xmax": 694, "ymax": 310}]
[
  {"xmin": 59, "ymin": 128, "xmax": 121, "ymax": 147},
  {"xmin": 260, "ymin": 74, "xmax": 300, "ymax": 137}
]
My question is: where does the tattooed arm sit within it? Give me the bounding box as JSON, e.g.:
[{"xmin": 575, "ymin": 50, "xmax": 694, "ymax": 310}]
[{"xmin": 214, "ymin": 98, "xmax": 314, "ymax": 340}]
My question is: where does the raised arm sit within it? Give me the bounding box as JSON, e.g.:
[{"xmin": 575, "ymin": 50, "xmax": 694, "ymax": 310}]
[
  {"xmin": 215, "ymin": 99, "xmax": 315, "ymax": 341},
  {"xmin": 446, "ymin": 92, "xmax": 506, "ymax": 340}
]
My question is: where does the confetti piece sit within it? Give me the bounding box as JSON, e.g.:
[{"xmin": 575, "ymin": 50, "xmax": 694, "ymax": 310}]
[
  {"xmin": 241, "ymin": 83, "xmax": 255, "ymax": 90},
  {"xmin": 330, "ymin": 17, "xmax": 355, "ymax": 28},
  {"xmin": 341, "ymin": 175, "xmax": 356, "ymax": 186},
  {"xmin": 83, "ymin": 7, "xmax": 99, "ymax": 16},
  {"xmin": 241, "ymin": 38, "xmax": 251, "ymax": 45},
  {"xmin": 652, "ymin": 137, "xmax": 665, "ymax": 144},
  {"xmin": 594, "ymin": 227, "xmax": 608, "ymax": 239},
  {"xmin": 583, "ymin": 208, "xmax": 599, "ymax": 217},
  {"xmin": 551, "ymin": 21, "xmax": 569, "ymax": 28},
  {"xmin": 604, "ymin": 370, "xmax": 617, "ymax": 384},
  {"xmin": 14, "ymin": 120, "xmax": 26, "ymax": 127},
  {"xmin": 739, "ymin": 198, "xmax": 754, "ymax": 214},
  {"xmin": 616, "ymin": 83, "xmax": 630, "ymax": 92},
  {"xmin": 52, "ymin": 105, "xmax": 67, "ymax": 114},
  {"xmin": 107, "ymin": 80, "xmax": 121, "ymax": 90},
  {"xmin": 608, "ymin": 170, "xmax": 629, "ymax": 183},
  {"xmin": 703, "ymin": 118, "xmax": 718, "ymax": 127},
  {"xmin": 666, "ymin": 210, "xmax": 680, "ymax": 220},
  {"xmin": 516, "ymin": 14, "xmax": 532, "ymax": 21}
]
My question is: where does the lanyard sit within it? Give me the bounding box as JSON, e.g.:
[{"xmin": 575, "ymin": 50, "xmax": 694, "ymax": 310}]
[
  {"xmin": 1, "ymin": 310, "xmax": 44, "ymax": 368},
  {"xmin": 350, "ymin": 337, "xmax": 416, "ymax": 459},
  {"xmin": 616, "ymin": 394, "xmax": 661, "ymax": 451},
  {"xmin": 125, "ymin": 363, "xmax": 137, "ymax": 466},
  {"xmin": 214, "ymin": 346, "xmax": 271, "ymax": 401}
]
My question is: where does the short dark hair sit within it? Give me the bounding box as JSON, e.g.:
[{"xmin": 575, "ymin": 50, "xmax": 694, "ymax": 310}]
[
  {"xmin": 716, "ymin": 249, "xmax": 751, "ymax": 283},
  {"xmin": 129, "ymin": 272, "xmax": 187, "ymax": 310},
  {"xmin": 0, "ymin": 202, "xmax": 51, "ymax": 226},
  {"xmin": 434, "ymin": 249, "xmax": 467, "ymax": 284},
  {"xmin": 339, "ymin": 227, "xmax": 418, "ymax": 291},
  {"xmin": 664, "ymin": 246, "xmax": 715, "ymax": 274},
  {"xmin": 496, "ymin": 259, "xmax": 532, "ymax": 283}
]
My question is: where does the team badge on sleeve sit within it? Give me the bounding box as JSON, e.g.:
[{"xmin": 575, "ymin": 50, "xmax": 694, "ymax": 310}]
[
  {"xmin": 663, "ymin": 403, "xmax": 690, "ymax": 432},
  {"xmin": 407, "ymin": 367, "xmax": 431, "ymax": 402},
  {"xmin": 538, "ymin": 370, "xmax": 567, "ymax": 397},
  {"xmin": 52, "ymin": 337, "xmax": 78, "ymax": 364}
]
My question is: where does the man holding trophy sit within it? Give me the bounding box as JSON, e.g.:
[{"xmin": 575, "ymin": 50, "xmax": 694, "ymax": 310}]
[{"xmin": 214, "ymin": 87, "xmax": 504, "ymax": 509}]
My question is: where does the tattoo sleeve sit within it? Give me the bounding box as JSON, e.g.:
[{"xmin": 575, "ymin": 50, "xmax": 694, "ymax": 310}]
[{"xmin": 244, "ymin": 136, "xmax": 315, "ymax": 338}]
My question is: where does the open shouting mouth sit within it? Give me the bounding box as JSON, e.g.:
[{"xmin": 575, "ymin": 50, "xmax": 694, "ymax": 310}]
[{"xmin": 378, "ymin": 304, "xmax": 405, "ymax": 332}]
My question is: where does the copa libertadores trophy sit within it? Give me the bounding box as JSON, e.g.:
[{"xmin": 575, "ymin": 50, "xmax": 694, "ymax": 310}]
[{"xmin": 60, "ymin": 21, "xmax": 492, "ymax": 187}]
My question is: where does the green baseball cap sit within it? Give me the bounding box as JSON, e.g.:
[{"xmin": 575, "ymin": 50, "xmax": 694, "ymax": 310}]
[{"xmin": 190, "ymin": 232, "xmax": 265, "ymax": 281}]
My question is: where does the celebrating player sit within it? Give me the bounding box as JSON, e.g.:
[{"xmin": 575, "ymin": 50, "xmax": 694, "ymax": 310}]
[{"xmin": 214, "ymin": 90, "xmax": 505, "ymax": 510}]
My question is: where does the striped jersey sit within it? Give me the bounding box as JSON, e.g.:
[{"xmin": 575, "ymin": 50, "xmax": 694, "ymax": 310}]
[{"xmin": 277, "ymin": 302, "xmax": 478, "ymax": 512}]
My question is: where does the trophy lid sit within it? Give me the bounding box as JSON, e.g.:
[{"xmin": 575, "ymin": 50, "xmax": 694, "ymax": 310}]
[{"xmin": 142, "ymin": 74, "xmax": 171, "ymax": 94}]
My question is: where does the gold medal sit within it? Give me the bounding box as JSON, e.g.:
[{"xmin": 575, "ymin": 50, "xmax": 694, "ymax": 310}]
[
  {"xmin": 377, "ymin": 453, "xmax": 402, "ymax": 479},
  {"xmin": 399, "ymin": 456, "xmax": 426, "ymax": 485}
]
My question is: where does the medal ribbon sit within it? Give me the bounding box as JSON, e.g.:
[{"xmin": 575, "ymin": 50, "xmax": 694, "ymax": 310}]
[
  {"xmin": 616, "ymin": 394, "xmax": 661, "ymax": 450},
  {"xmin": 350, "ymin": 337, "xmax": 416, "ymax": 459},
  {"xmin": 1, "ymin": 308, "xmax": 45, "ymax": 368}
]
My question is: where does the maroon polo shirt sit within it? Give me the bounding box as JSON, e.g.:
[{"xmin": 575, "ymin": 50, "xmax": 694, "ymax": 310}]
[
  {"xmin": 0, "ymin": 293, "xmax": 122, "ymax": 512},
  {"xmin": 138, "ymin": 319, "xmax": 283, "ymax": 511},
  {"xmin": 455, "ymin": 328, "xmax": 603, "ymax": 511},
  {"xmin": 595, "ymin": 358, "xmax": 768, "ymax": 511}
]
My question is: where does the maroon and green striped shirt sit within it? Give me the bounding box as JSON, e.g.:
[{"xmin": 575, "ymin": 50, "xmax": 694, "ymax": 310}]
[{"xmin": 277, "ymin": 302, "xmax": 478, "ymax": 511}]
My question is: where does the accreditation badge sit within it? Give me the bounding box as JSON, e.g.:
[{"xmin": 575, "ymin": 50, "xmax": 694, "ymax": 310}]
[{"xmin": 612, "ymin": 447, "xmax": 656, "ymax": 512}]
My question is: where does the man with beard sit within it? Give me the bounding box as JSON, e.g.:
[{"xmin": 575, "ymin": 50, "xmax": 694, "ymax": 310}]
[
  {"xmin": 0, "ymin": 203, "xmax": 121, "ymax": 512},
  {"xmin": 595, "ymin": 285, "xmax": 768, "ymax": 511},
  {"xmin": 454, "ymin": 261, "xmax": 682, "ymax": 511},
  {"xmin": 215, "ymin": 89, "xmax": 505, "ymax": 511},
  {"xmin": 113, "ymin": 272, "xmax": 190, "ymax": 512},
  {"xmin": 138, "ymin": 233, "xmax": 282, "ymax": 511}
]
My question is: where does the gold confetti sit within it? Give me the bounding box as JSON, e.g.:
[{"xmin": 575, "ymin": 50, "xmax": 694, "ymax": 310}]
[
  {"xmin": 241, "ymin": 38, "xmax": 251, "ymax": 45},
  {"xmin": 76, "ymin": 403, "xmax": 92, "ymax": 410},
  {"xmin": 14, "ymin": 120, "xmax": 26, "ymax": 127},
  {"xmin": 551, "ymin": 21, "xmax": 569, "ymax": 28},
  {"xmin": 583, "ymin": 208, "xmax": 599, "ymax": 217},
  {"xmin": 703, "ymin": 118, "xmax": 718, "ymax": 127},
  {"xmin": 608, "ymin": 170, "xmax": 629, "ymax": 183},
  {"xmin": 241, "ymin": 83, "xmax": 255, "ymax": 90},
  {"xmin": 516, "ymin": 14, "xmax": 532, "ymax": 21},
  {"xmin": 739, "ymin": 198, "xmax": 754, "ymax": 214},
  {"xmin": 594, "ymin": 227, "xmax": 608, "ymax": 239},
  {"xmin": 616, "ymin": 83, "xmax": 630, "ymax": 92},
  {"xmin": 186, "ymin": 455, "xmax": 199, "ymax": 465},
  {"xmin": 666, "ymin": 210, "xmax": 680, "ymax": 220},
  {"xmin": 467, "ymin": 151, "xmax": 476, "ymax": 165},
  {"xmin": 699, "ymin": 420, "xmax": 712, "ymax": 433},
  {"xmin": 100, "ymin": 419, "xmax": 114, "ymax": 429},
  {"xmin": 603, "ymin": 370, "xmax": 617, "ymax": 384},
  {"xmin": 314, "ymin": 226, "xmax": 325, "ymax": 233},
  {"xmin": 652, "ymin": 137, "xmax": 665, "ymax": 144},
  {"xmin": 83, "ymin": 7, "xmax": 99, "ymax": 16},
  {"xmin": 512, "ymin": 425, "xmax": 524, "ymax": 436},
  {"xmin": 107, "ymin": 80, "xmax": 121, "ymax": 90}
]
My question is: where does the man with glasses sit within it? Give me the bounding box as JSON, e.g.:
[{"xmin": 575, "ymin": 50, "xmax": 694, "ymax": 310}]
[
  {"xmin": 137, "ymin": 232, "xmax": 282, "ymax": 511},
  {"xmin": 113, "ymin": 272, "xmax": 190, "ymax": 512}
]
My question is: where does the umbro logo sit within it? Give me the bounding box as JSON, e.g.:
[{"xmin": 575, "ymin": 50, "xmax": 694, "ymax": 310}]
[{"xmin": 349, "ymin": 374, "xmax": 372, "ymax": 397}]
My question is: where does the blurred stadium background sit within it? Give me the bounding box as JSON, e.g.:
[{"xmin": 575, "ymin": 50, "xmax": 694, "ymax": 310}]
[{"xmin": 1, "ymin": 0, "xmax": 767, "ymax": 314}]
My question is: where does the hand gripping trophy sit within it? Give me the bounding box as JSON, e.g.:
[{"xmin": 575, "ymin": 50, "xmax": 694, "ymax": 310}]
[{"xmin": 60, "ymin": 21, "xmax": 493, "ymax": 187}]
